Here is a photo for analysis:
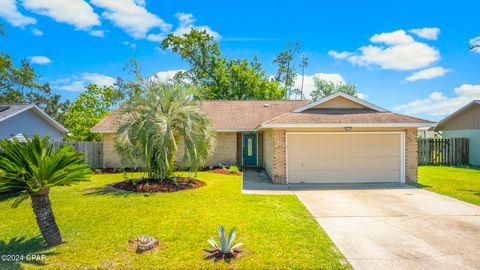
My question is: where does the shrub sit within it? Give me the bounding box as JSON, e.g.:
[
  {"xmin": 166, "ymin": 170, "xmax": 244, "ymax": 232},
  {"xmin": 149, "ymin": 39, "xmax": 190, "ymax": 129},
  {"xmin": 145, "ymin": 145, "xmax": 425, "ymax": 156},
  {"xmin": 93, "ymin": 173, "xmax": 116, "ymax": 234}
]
[{"xmin": 228, "ymin": 166, "xmax": 240, "ymax": 174}]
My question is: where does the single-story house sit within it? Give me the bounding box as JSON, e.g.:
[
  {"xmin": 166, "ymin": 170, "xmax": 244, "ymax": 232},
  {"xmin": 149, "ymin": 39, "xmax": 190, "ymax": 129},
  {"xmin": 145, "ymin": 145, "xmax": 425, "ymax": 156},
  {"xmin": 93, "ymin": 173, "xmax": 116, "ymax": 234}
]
[
  {"xmin": 0, "ymin": 104, "xmax": 68, "ymax": 141},
  {"xmin": 418, "ymin": 126, "xmax": 440, "ymax": 138},
  {"xmin": 92, "ymin": 93, "xmax": 434, "ymax": 184},
  {"xmin": 435, "ymin": 100, "xmax": 480, "ymax": 165}
]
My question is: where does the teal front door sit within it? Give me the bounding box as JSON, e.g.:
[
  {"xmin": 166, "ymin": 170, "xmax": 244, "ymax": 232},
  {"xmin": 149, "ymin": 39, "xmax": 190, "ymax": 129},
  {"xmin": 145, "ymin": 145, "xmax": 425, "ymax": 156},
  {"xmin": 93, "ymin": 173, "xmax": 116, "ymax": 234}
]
[{"xmin": 242, "ymin": 133, "xmax": 257, "ymax": 166}]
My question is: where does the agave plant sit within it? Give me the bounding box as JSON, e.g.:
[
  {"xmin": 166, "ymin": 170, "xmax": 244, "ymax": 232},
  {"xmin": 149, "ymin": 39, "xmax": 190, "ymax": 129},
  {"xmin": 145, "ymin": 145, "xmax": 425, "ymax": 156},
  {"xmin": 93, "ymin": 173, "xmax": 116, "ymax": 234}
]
[
  {"xmin": 207, "ymin": 225, "xmax": 243, "ymax": 258},
  {"xmin": 0, "ymin": 134, "xmax": 91, "ymax": 246}
]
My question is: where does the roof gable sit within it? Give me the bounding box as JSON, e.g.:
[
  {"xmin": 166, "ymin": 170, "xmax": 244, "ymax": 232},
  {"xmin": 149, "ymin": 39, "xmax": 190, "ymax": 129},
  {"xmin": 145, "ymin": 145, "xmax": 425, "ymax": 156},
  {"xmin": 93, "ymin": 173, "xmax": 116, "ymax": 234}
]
[
  {"xmin": 293, "ymin": 92, "xmax": 388, "ymax": 113},
  {"xmin": 436, "ymin": 100, "xmax": 480, "ymax": 130},
  {"xmin": 0, "ymin": 104, "xmax": 68, "ymax": 133}
]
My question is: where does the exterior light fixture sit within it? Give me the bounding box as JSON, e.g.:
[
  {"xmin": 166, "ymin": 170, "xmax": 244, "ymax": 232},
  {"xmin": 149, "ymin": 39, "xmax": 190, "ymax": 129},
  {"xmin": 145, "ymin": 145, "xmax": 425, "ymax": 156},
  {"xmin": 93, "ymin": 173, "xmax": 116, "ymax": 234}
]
[{"xmin": 344, "ymin": 126, "xmax": 352, "ymax": 131}]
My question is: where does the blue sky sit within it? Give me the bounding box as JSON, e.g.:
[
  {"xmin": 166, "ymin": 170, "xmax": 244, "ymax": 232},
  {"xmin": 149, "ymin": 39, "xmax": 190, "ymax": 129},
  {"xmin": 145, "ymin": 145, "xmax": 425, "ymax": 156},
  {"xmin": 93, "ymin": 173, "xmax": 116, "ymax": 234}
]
[{"xmin": 1, "ymin": 0, "xmax": 479, "ymax": 121}]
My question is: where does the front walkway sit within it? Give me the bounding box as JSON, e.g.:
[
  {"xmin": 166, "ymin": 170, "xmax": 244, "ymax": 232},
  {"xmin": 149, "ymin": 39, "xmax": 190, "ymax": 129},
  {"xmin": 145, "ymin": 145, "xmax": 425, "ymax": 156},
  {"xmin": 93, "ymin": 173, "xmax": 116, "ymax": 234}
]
[
  {"xmin": 242, "ymin": 171, "xmax": 480, "ymax": 270},
  {"xmin": 241, "ymin": 169, "xmax": 292, "ymax": 195}
]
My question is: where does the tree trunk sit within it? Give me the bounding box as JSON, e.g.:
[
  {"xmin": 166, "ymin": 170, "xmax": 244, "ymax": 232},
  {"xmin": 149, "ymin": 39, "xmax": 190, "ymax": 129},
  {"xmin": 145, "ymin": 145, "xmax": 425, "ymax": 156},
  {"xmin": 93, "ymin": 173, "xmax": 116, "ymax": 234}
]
[{"xmin": 30, "ymin": 188, "xmax": 63, "ymax": 246}]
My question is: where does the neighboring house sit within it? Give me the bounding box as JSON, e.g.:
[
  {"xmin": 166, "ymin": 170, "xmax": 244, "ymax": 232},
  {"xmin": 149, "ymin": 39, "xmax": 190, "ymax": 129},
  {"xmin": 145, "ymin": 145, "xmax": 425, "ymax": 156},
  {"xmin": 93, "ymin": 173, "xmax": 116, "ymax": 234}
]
[
  {"xmin": 435, "ymin": 100, "xmax": 480, "ymax": 166},
  {"xmin": 92, "ymin": 92, "xmax": 434, "ymax": 184},
  {"xmin": 418, "ymin": 126, "xmax": 440, "ymax": 138},
  {"xmin": 0, "ymin": 104, "xmax": 68, "ymax": 141}
]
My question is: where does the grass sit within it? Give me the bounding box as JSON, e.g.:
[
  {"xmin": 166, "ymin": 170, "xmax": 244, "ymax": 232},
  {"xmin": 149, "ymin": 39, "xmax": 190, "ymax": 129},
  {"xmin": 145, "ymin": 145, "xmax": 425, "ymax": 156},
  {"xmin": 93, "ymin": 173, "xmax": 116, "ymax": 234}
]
[
  {"xmin": 0, "ymin": 172, "xmax": 349, "ymax": 269},
  {"xmin": 417, "ymin": 166, "xmax": 480, "ymax": 205}
]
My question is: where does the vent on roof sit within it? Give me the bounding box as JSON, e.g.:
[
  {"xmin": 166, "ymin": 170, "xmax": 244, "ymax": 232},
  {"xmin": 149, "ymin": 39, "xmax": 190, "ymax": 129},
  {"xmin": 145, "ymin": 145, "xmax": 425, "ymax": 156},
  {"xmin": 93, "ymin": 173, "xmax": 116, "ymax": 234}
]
[{"xmin": 263, "ymin": 103, "xmax": 270, "ymax": 107}]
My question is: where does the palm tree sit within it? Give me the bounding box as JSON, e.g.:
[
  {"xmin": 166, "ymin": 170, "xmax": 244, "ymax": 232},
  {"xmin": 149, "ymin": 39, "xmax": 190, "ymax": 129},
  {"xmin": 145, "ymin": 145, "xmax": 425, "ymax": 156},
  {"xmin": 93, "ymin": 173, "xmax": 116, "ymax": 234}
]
[
  {"xmin": 0, "ymin": 135, "xmax": 91, "ymax": 246},
  {"xmin": 116, "ymin": 83, "xmax": 214, "ymax": 181}
]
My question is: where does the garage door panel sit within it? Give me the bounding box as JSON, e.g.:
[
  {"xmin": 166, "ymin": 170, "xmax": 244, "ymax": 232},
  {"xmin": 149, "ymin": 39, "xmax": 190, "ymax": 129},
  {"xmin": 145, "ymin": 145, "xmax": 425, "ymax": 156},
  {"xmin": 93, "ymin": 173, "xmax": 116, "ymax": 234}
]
[
  {"xmin": 290, "ymin": 144, "xmax": 400, "ymax": 158},
  {"xmin": 287, "ymin": 133, "xmax": 402, "ymax": 183},
  {"xmin": 294, "ymin": 157, "xmax": 401, "ymax": 171}
]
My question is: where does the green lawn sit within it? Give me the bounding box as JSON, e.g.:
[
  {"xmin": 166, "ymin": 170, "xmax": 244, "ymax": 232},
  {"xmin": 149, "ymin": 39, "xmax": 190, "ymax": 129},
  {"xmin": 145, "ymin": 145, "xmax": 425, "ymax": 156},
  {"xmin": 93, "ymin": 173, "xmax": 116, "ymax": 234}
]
[
  {"xmin": 418, "ymin": 166, "xmax": 480, "ymax": 205},
  {"xmin": 0, "ymin": 172, "xmax": 348, "ymax": 269}
]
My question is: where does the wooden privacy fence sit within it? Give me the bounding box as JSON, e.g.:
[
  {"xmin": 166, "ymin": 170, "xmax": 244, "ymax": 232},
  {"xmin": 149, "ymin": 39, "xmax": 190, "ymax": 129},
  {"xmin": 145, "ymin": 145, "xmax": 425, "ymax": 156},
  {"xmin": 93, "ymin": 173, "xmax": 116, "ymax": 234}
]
[
  {"xmin": 418, "ymin": 138, "xmax": 469, "ymax": 166},
  {"xmin": 52, "ymin": 142, "xmax": 103, "ymax": 169}
]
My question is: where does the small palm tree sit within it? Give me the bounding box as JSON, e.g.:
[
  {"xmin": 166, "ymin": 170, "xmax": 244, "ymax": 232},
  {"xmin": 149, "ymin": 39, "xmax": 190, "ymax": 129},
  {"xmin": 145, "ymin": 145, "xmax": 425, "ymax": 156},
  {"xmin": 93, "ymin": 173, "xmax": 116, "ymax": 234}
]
[
  {"xmin": 0, "ymin": 135, "xmax": 91, "ymax": 246},
  {"xmin": 116, "ymin": 83, "xmax": 214, "ymax": 181}
]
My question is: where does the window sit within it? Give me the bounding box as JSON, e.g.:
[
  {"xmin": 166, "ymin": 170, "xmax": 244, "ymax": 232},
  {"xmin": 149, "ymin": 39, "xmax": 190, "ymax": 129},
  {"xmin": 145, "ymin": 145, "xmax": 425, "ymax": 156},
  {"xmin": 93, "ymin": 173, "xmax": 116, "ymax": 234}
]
[{"xmin": 247, "ymin": 138, "xmax": 253, "ymax": 156}]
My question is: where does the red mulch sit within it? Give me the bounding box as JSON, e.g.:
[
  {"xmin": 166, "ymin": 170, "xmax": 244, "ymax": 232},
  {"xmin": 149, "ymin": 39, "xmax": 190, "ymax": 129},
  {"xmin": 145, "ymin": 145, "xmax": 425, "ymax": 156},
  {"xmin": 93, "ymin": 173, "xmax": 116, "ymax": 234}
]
[
  {"xmin": 209, "ymin": 168, "xmax": 242, "ymax": 176},
  {"xmin": 113, "ymin": 177, "xmax": 205, "ymax": 193}
]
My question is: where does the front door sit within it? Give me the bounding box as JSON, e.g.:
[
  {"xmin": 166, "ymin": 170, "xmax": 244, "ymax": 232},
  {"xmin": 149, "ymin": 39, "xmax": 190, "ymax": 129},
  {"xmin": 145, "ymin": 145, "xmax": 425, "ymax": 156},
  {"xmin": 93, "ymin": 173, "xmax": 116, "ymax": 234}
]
[{"xmin": 242, "ymin": 133, "xmax": 257, "ymax": 166}]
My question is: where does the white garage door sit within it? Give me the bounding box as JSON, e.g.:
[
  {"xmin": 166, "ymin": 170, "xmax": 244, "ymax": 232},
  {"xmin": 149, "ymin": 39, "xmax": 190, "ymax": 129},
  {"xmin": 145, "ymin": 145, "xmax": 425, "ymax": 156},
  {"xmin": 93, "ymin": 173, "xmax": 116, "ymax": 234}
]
[{"xmin": 287, "ymin": 133, "xmax": 404, "ymax": 183}]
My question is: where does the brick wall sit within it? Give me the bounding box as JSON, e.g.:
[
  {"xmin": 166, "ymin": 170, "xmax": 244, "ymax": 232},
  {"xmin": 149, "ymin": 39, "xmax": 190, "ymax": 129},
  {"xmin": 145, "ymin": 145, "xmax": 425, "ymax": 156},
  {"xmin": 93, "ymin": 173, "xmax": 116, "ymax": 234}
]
[
  {"xmin": 405, "ymin": 128, "xmax": 418, "ymax": 183},
  {"xmin": 263, "ymin": 129, "xmax": 287, "ymax": 184},
  {"xmin": 102, "ymin": 132, "xmax": 238, "ymax": 168},
  {"xmin": 206, "ymin": 132, "xmax": 237, "ymax": 165}
]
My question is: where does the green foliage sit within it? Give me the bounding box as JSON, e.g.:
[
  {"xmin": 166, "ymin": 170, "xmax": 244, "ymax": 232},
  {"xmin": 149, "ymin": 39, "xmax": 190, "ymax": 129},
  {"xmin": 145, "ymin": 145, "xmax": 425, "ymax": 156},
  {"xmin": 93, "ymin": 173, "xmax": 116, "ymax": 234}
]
[
  {"xmin": 0, "ymin": 52, "xmax": 68, "ymax": 123},
  {"xmin": 310, "ymin": 78, "xmax": 358, "ymax": 101},
  {"xmin": 273, "ymin": 42, "xmax": 302, "ymax": 98},
  {"xmin": 0, "ymin": 172, "xmax": 349, "ymax": 269},
  {"xmin": 228, "ymin": 165, "xmax": 240, "ymax": 174},
  {"xmin": 161, "ymin": 29, "xmax": 285, "ymax": 100},
  {"xmin": 116, "ymin": 83, "xmax": 214, "ymax": 181},
  {"xmin": 63, "ymin": 84, "xmax": 123, "ymax": 142},
  {"xmin": 0, "ymin": 134, "xmax": 91, "ymax": 207},
  {"xmin": 207, "ymin": 225, "xmax": 243, "ymax": 255}
]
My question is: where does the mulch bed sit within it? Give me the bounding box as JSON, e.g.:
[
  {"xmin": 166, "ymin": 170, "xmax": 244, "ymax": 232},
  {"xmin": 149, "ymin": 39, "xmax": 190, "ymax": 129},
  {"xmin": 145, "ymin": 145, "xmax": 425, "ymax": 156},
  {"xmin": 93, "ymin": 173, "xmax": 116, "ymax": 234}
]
[
  {"xmin": 209, "ymin": 168, "xmax": 242, "ymax": 176},
  {"xmin": 113, "ymin": 177, "xmax": 205, "ymax": 193}
]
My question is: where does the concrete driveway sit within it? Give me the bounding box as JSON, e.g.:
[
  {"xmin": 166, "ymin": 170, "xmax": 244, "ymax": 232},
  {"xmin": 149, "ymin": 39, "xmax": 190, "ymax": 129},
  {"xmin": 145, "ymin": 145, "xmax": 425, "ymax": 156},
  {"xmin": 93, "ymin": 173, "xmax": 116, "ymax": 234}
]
[{"xmin": 292, "ymin": 183, "xmax": 480, "ymax": 270}]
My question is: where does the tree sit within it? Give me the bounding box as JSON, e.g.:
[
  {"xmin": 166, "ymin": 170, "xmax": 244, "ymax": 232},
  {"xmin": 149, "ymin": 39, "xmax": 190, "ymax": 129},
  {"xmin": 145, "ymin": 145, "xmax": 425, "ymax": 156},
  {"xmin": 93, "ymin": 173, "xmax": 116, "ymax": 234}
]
[
  {"xmin": 299, "ymin": 54, "xmax": 308, "ymax": 99},
  {"xmin": 116, "ymin": 82, "xmax": 214, "ymax": 181},
  {"xmin": 63, "ymin": 84, "xmax": 122, "ymax": 142},
  {"xmin": 273, "ymin": 42, "xmax": 302, "ymax": 98},
  {"xmin": 0, "ymin": 52, "xmax": 68, "ymax": 123},
  {"xmin": 310, "ymin": 78, "xmax": 358, "ymax": 101},
  {"xmin": 161, "ymin": 29, "xmax": 285, "ymax": 100},
  {"xmin": 0, "ymin": 135, "xmax": 90, "ymax": 246}
]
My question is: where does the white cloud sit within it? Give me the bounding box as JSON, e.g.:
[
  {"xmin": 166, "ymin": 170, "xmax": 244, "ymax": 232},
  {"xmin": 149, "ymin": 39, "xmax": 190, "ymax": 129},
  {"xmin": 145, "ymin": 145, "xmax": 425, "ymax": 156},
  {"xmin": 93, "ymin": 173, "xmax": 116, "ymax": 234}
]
[
  {"xmin": 31, "ymin": 28, "xmax": 43, "ymax": 36},
  {"xmin": 146, "ymin": 33, "xmax": 164, "ymax": 42},
  {"xmin": 151, "ymin": 70, "xmax": 184, "ymax": 82},
  {"xmin": 123, "ymin": 41, "xmax": 137, "ymax": 49},
  {"xmin": 52, "ymin": 73, "xmax": 115, "ymax": 92},
  {"xmin": 370, "ymin": 30, "xmax": 414, "ymax": 45},
  {"xmin": 329, "ymin": 29, "xmax": 440, "ymax": 71},
  {"xmin": 293, "ymin": 72, "xmax": 345, "ymax": 99},
  {"xmin": 469, "ymin": 36, "xmax": 480, "ymax": 53},
  {"xmin": 30, "ymin": 56, "xmax": 52, "ymax": 64},
  {"xmin": 0, "ymin": 0, "xmax": 36, "ymax": 27},
  {"xmin": 394, "ymin": 84, "xmax": 480, "ymax": 118},
  {"xmin": 405, "ymin": 66, "xmax": 449, "ymax": 81},
  {"xmin": 171, "ymin": 13, "xmax": 220, "ymax": 40},
  {"xmin": 89, "ymin": 30, "xmax": 104, "ymax": 37},
  {"xmin": 90, "ymin": 0, "xmax": 171, "ymax": 39},
  {"xmin": 21, "ymin": 0, "xmax": 100, "ymax": 30},
  {"xmin": 409, "ymin": 27, "xmax": 440, "ymax": 40},
  {"xmin": 328, "ymin": 50, "xmax": 353, "ymax": 60},
  {"xmin": 356, "ymin": 93, "xmax": 368, "ymax": 100}
]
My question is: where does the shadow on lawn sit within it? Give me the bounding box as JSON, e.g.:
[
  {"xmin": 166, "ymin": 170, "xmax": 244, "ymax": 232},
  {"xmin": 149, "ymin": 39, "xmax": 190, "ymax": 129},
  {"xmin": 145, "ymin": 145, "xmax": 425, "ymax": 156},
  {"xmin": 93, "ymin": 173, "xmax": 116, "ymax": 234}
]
[
  {"xmin": 408, "ymin": 183, "xmax": 432, "ymax": 189},
  {"xmin": 82, "ymin": 184, "xmax": 152, "ymax": 197},
  {"xmin": 0, "ymin": 237, "xmax": 56, "ymax": 270},
  {"xmin": 457, "ymin": 189, "xmax": 480, "ymax": 196}
]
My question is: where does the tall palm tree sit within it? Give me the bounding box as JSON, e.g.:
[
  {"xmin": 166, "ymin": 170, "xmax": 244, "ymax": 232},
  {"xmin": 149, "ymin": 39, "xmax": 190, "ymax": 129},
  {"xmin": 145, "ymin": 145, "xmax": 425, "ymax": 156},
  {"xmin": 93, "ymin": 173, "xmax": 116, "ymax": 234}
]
[
  {"xmin": 116, "ymin": 83, "xmax": 214, "ymax": 181},
  {"xmin": 0, "ymin": 135, "xmax": 91, "ymax": 246}
]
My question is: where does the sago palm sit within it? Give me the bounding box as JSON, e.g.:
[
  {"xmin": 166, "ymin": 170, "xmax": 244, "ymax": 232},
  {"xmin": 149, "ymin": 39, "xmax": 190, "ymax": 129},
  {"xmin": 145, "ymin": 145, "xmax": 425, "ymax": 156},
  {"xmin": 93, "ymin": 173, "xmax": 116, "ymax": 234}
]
[
  {"xmin": 116, "ymin": 83, "xmax": 214, "ymax": 181},
  {"xmin": 0, "ymin": 135, "xmax": 91, "ymax": 246}
]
